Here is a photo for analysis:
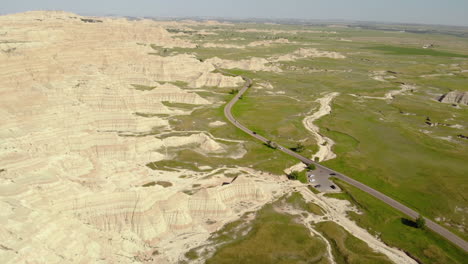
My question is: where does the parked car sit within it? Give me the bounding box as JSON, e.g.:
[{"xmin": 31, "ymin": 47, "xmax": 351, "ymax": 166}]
[
  {"xmin": 330, "ymin": 173, "xmax": 336, "ymax": 176},
  {"xmin": 314, "ymin": 184, "xmax": 321, "ymax": 188},
  {"xmin": 330, "ymin": 185, "xmax": 336, "ymax": 189}
]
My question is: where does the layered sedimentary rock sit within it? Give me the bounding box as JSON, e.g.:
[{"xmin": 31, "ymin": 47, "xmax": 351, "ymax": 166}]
[
  {"xmin": 206, "ymin": 47, "xmax": 345, "ymax": 73},
  {"xmin": 438, "ymin": 91, "xmax": 468, "ymax": 105},
  {"xmin": 0, "ymin": 11, "xmax": 251, "ymax": 263},
  {"xmin": 206, "ymin": 57, "xmax": 282, "ymax": 72}
]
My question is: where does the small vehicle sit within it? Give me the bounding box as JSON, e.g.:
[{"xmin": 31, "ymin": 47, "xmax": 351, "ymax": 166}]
[
  {"xmin": 252, "ymin": 131, "xmax": 257, "ymax": 134},
  {"xmin": 330, "ymin": 173, "xmax": 336, "ymax": 176},
  {"xmin": 314, "ymin": 184, "xmax": 321, "ymax": 188},
  {"xmin": 330, "ymin": 185, "xmax": 336, "ymax": 189}
]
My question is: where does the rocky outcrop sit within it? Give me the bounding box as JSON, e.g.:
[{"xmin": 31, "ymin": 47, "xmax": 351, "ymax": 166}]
[
  {"xmin": 206, "ymin": 57, "xmax": 282, "ymax": 72},
  {"xmin": 0, "ymin": 11, "xmax": 252, "ymax": 263},
  {"xmin": 206, "ymin": 47, "xmax": 345, "ymax": 73},
  {"xmin": 438, "ymin": 91, "xmax": 468, "ymax": 105}
]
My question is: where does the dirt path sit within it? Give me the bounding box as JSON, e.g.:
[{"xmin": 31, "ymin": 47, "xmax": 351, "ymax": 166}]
[{"xmin": 303, "ymin": 92, "xmax": 340, "ymax": 162}]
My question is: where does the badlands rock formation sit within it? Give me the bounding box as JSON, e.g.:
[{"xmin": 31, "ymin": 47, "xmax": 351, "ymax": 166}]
[
  {"xmin": 0, "ymin": 11, "xmax": 251, "ymax": 263},
  {"xmin": 207, "ymin": 48, "xmax": 345, "ymax": 73},
  {"xmin": 202, "ymin": 38, "xmax": 290, "ymax": 49},
  {"xmin": 206, "ymin": 57, "xmax": 282, "ymax": 72},
  {"xmin": 1, "ymin": 11, "xmax": 416, "ymax": 264},
  {"xmin": 272, "ymin": 47, "xmax": 346, "ymax": 61},
  {"xmin": 438, "ymin": 91, "xmax": 468, "ymax": 105}
]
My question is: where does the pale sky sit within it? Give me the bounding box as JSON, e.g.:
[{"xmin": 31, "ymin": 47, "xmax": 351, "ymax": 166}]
[{"xmin": 1, "ymin": 0, "xmax": 468, "ymax": 27}]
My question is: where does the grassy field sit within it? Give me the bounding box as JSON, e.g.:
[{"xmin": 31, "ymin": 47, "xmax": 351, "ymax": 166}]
[
  {"xmin": 205, "ymin": 202, "xmax": 329, "ymax": 264},
  {"xmin": 286, "ymin": 192, "xmax": 325, "ymax": 216},
  {"xmin": 315, "ymin": 221, "xmax": 393, "ymax": 264},
  {"xmin": 191, "ymin": 25, "xmax": 468, "ymax": 241},
  {"xmin": 364, "ymin": 45, "xmax": 468, "ymax": 58},
  {"xmin": 319, "ymin": 92, "xmax": 468, "ymax": 239},
  {"xmin": 154, "ymin": 93, "xmax": 301, "ymax": 175},
  {"xmin": 148, "ymin": 22, "xmax": 468, "ymax": 259},
  {"xmin": 328, "ymin": 178, "xmax": 468, "ymax": 264},
  {"xmin": 201, "ymin": 192, "xmax": 411, "ymax": 264}
]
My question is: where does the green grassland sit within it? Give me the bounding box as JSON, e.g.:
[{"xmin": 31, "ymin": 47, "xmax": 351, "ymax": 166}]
[
  {"xmin": 205, "ymin": 203, "xmax": 329, "ymax": 264},
  {"xmin": 180, "ymin": 25, "xmax": 468, "ymax": 242},
  {"xmin": 315, "ymin": 221, "xmax": 393, "ymax": 264},
  {"xmin": 159, "ymin": 93, "xmax": 301, "ymax": 175},
  {"xmin": 197, "ymin": 192, "xmax": 401, "ymax": 263},
  {"xmin": 327, "ymin": 179, "xmax": 468, "ymax": 264},
  {"xmin": 147, "ymin": 22, "xmax": 468, "ymax": 260},
  {"xmin": 365, "ymin": 45, "xmax": 468, "ymax": 58},
  {"xmin": 286, "ymin": 192, "xmax": 325, "ymax": 216}
]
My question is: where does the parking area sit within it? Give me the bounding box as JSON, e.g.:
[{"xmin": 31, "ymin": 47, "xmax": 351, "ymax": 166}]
[{"xmin": 307, "ymin": 167, "xmax": 341, "ymax": 193}]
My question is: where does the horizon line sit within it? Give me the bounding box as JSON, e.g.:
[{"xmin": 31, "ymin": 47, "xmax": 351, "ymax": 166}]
[{"xmin": 2, "ymin": 9, "xmax": 468, "ymax": 29}]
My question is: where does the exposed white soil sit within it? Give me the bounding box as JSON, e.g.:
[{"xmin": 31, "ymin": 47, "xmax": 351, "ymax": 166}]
[
  {"xmin": 272, "ymin": 48, "xmax": 346, "ymax": 61},
  {"xmin": 370, "ymin": 70, "xmax": 396, "ymax": 82},
  {"xmin": 206, "ymin": 47, "xmax": 345, "ymax": 73},
  {"xmin": 351, "ymin": 84, "xmax": 416, "ymax": 101},
  {"xmin": 303, "ymin": 92, "xmax": 340, "ymax": 162},
  {"xmin": 247, "ymin": 38, "xmax": 291, "ymax": 47},
  {"xmin": 420, "ymin": 73, "xmax": 455, "ymax": 78},
  {"xmin": 254, "ymin": 81, "xmax": 274, "ymax": 90},
  {"xmin": 294, "ymin": 186, "xmax": 418, "ymax": 264},
  {"xmin": 202, "ymin": 43, "xmax": 246, "ymax": 49},
  {"xmin": 206, "ymin": 57, "xmax": 282, "ymax": 72},
  {"xmin": 0, "ymin": 11, "xmax": 417, "ymax": 263},
  {"xmin": 202, "ymin": 38, "xmax": 290, "ymax": 49},
  {"xmin": 187, "ymin": 180, "xmax": 417, "ymax": 264},
  {"xmin": 235, "ymin": 29, "xmax": 337, "ymax": 35},
  {"xmin": 208, "ymin": 121, "xmax": 227, "ymax": 127}
]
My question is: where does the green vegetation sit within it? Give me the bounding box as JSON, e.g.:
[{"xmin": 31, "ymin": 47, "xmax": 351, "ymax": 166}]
[
  {"xmin": 131, "ymin": 84, "xmax": 156, "ymax": 91},
  {"xmin": 141, "ymin": 181, "xmax": 173, "ymax": 188},
  {"xmin": 328, "ymin": 179, "xmax": 468, "ymax": 264},
  {"xmin": 287, "ymin": 170, "xmax": 299, "ymax": 180},
  {"xmin": 320, "ymin": 92, "xmax": 468, "ymax": 239},
  {"xmin": 365, "ymin": 45, "xmax": 468, "ymax": 58},
  {"xmin": 286, "ymin": 192, "xmax": 324, "ymax": 216},
  {"xmin": 161, "ymin": 94, "xmax": 300, "ymax": 175},
  {"xmin": 206, "ymin": 202, "xmax": 329, "ymax": 264},
  {"xmin": 228, "ymin": 88, "xmax": 239, "ymax": 94},
  {"xmin": 308, "ymin": 185, "xmax": 321, "ymax": 194},
  {"xmin": 141, "ymin": 181, "xmax": 157, "ymax": 187},
  {"xmin": 290, "ymin": 142, "xmax": 305, "ymax": 153},
  {"xmin": 297, "ymin": 170, "xmax": 308, "ymax": 183},
  {"xmin": 150, "ymin": 23, "xmax": 468, "ymax": 254},
  {"xmin": 160, "ymin": 101, "xmax": 197, "ymax": 109},
  {"xmin": 134, "ymin": 112, "xmax": 167, "ymax": 118},
  {"xmin": 416, "ymin": 215, "xmax": 426, "ymax": 229},
  {"xmin": 265, "ymin": 140, "xmax": 278, "ymax": 149},
  {"xmin": 184, "ymin": 250, "xmax": 199, "ymax": 260},
  {"xmin": 146, "ymin": 160, "xmax": 195, "ymax": 172},
  {"xmin": 149, "ymin": 44, "xmax": 173, "ymax": 56},
  {"xmin": 287, "ymin": 169, "xmax": 309, "ymax": 184},
  {"xmin": 315, "ymin": 221, "xmax": 393, "ymax": 264}
]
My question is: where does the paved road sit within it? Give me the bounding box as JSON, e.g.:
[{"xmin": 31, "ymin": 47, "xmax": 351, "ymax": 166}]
[{"xmin": 222, "ymin": 70, "xmax": 468, "ymax": 252}]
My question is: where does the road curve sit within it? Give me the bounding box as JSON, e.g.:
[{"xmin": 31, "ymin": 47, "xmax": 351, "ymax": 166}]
[{"xmin": 221, "ymin": 69, "xmax": 468, "ymax": 252}]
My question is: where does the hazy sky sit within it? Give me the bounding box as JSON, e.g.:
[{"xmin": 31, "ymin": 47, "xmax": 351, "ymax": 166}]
[{"xmin": 1, "ymin": 0, "xmax": 468, "ymax": 26}]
